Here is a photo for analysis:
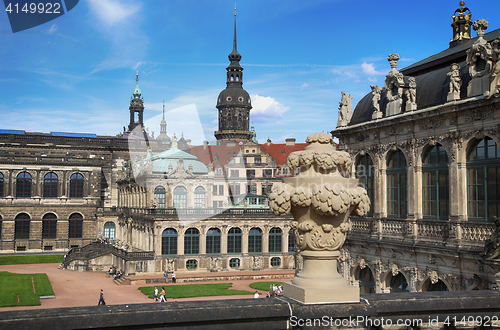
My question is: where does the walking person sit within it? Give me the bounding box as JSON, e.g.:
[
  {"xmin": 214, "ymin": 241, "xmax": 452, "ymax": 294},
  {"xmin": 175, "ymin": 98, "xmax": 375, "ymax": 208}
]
[
  {"xmin": 171, "ymin": 272, "xmax": 176, "ymax": 284},
  {"xmin": 154, "ymin": 287, "xmax": 158, "ymax": 302},
  {"xmin": 164, "ymin": 271, "xmax": 169, "ymax": 284},
  {"xmin": 159, "ymin": 287, "xmax": 167, "ymax": 302},
  {"xmin": 98, "ymin": 289, "xmax": 106, "ymax": 305}
]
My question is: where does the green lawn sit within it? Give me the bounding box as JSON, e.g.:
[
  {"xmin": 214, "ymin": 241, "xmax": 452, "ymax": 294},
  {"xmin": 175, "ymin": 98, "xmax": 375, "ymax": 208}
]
[
  {"xmin": 139, "ymin": 283, "xmax": 254, "ymax": 299},
  {"xmin": 249, "ymin": 281, "xmax": 283, "ymax": 291},
  {"xmin": 0, "ymin": 255, "xmax": 63, "ymax": 265},
  {"xmin": 0, "ymin": 272, "xmax": 54, "ymax": 307}
]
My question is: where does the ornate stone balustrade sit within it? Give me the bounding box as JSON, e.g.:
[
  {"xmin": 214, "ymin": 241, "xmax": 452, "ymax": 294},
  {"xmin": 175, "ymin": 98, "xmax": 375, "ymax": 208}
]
[{"xmin": 349, "ymin": 217, "xmax": 495, "ymax": 249}]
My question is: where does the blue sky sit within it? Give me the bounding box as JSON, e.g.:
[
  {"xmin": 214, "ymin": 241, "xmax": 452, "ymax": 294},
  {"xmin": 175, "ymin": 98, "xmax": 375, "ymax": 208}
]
[{"xmin": 1, "ymin": 0, "xmax": 499, "ymax": 145}]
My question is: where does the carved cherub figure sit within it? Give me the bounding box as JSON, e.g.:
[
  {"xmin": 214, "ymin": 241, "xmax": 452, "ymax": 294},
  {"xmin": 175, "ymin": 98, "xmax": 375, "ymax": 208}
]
[
  {"xmin": 483, "ymin": 217, "xmax": 500, "ymax": 259},
  {"xmin": 485, "ymin": 38, "xmax": 500, "ymax": 99},
  {"xmin": 337, "ymin": 91, "xmax": 353, "ymax": 127},
  {"xmin": 447, "ymin": 63, "xmax": 462, "ymax": 94},
  {"xmin": 370, "ymin": 85, "xmax": 382, "ymax": 112}
]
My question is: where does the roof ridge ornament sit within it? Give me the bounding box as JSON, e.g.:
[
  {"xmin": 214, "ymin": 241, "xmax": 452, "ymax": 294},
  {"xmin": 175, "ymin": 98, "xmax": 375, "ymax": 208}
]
[{"xmin": 450, "ymin": 1, "xmax": 472, "ymax": 47}]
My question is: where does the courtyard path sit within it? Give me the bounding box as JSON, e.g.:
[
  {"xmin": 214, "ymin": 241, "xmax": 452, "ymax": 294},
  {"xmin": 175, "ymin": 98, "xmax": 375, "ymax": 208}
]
[{"xmin": 0, "ymin": 263, "xmax": 290, "ymax": 311}]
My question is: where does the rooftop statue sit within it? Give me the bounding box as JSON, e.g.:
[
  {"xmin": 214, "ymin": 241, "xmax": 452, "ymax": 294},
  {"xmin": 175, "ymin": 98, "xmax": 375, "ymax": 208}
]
[
  {"xmin": 337, "ymin": 91, "xmax": 353, "ymax": 127},
  {"xmin": 485, "ymin": 38, "xmax": 500, "ymax": 99},
  {"xmin": 447, "ymin": 63, "xmax": 462, "ymax": 101}
]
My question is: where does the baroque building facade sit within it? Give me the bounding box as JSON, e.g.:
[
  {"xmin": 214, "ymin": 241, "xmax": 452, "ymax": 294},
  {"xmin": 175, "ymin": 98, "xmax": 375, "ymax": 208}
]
[{"xmin": 333, "ymin": 3, "xmax": 500, "ymax": 292}]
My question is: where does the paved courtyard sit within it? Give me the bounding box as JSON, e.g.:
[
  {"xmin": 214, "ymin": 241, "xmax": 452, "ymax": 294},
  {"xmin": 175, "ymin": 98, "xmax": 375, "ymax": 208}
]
[{"xmin": 0, "ymin": 263, "xmax": 290, "ymax": 312}]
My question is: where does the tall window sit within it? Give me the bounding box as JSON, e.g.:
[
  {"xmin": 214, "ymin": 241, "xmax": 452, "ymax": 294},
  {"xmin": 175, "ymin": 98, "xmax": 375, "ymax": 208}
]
[
  {"xmin": 387, "ymin": 150, "xmax": 407, "ymax": 218},
  {"xmin": 206, "ymin": 228, "xmax": 221, "ymax": 254},
  {"xmin": 468, "ymin": 137, "xmax": 500, "ymax": 221},
  {"xmin": 269, "ymin": 227, "xmax": 282, "ymax": 253},
  {"xmin": 68, "ymin": 213, "xmax": 83, "ymax": 238},
  {"xmin": 162, "ymin": 228, "xmax": 177, "ymax": 256},
  {"xmin": 288, "ymin": 229, "xmax": 295, "ymax": 254},
  {"xmin": 228, "ymin": 227, "xmax": 242, "ymax": 254},
  {"xmin": 194, "ymin": 186, "xmax": 205, "ymax": 208},
  {"xmin": 16, "ymin": 172, "xmax": 31, "ymax": 198},
  {"xmin": 422, "ymin": 144, "xmax": 449, "ymax": 219},
  {"xmin": 173, "ymin": 186, "xmax": 187, "ymax": 209},
  {"xmin": 389, "ymin": 273, "xmax": 409, "ymax": 292},
  {"xmin": 356, "ymin": 155, "xmax": 374, "ymax": 216},
  {"xmin": 42, "ymin": 213, "xmax": 57, "ymax": 239},
  {"xmin": 154, "ymin": 186, "xmax": 166, "ymax": 208},
  {"xmin": 15, "ymin": 213, "xmax": 30, "ymax": 239},
  {"xmin": 104, "ymin": 221, "xmax": 116, "ymax": 239},
  {"xmin": 248, "ymin": 227, "xmax": 262, "ymax": 254},
  {"xmin": 184, "ymin": 228, "xmax": 199, "ymax": 255},
  {"xmin": 70, "ymin": 173, "xmax": 84, "ymax": 198},
  {"xmin": 43, "ymin": 172, "xmax": 58, "ymax": 198},
  {"xmin": 358, "ymin": 267, "xmax": 375, "ymax": 293},
  {"xmin": 0, "ymin": 172, "xmax": 3, "ymax": 198}
]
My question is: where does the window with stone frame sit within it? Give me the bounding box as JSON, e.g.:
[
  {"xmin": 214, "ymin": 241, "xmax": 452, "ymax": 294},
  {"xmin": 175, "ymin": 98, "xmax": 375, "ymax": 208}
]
[
  {"xmin": 154, "ymin": 186, "xmax": 166, "ymax": 208},
  {"xmin": 206, "ymin": 228, "xmax": 221, "ymax": 254},
  {"xmin": 422, "ymin": 144, "xmax": 449, "ymax": 219},
  {"xmin": 355, "ymin": 155, "xmax": 374, "ymax": 216},
  {"xmin": 387, "ymin": 150, "xmax": 407, "ymax": 218},
  {"xmin": 229, "ymin": 258, "xmax": 240, "ymax": 268},
  {"xmin": 288, "ymin": 229, "xmax": 295, "ymax": 254},
  {"xmin": 42, "ymin": 213, "xmax": 57, "ymax": 239},
  {"xmin": 68, "ymin": 213, "xmax": 83, "ymax": 238},
  {"xmin": 69, "ymin": 173, "xmax": 84, "ymax": 198},
  {"xmin": 194, "ymin": 186, "xmax": 205, "ymax": 208},
  {"xmin": 251, "ymin": 184, "xmax": 257, "ymax": 195},
  {"xmin": 269, "ymin": 227, "xmax": 282, "ymax": 253},
  {"xmin": 248, "ymin": 227, "xmax": 262, "ymax": 254},
  {"xmin": 467, "ymin": 137, "xmax": 500, "ymax": 221},
  {"xmin": 186, "ymin": 259, "xmax": 198, "ymax": 270},
  {"xmin": 270, "ymin": 257, "xmax": 281, "ymax": 267},
  {"xmin": 173, "ymin": 186, "xmax": 187, "ymax": 209},
  {"xmin": 16, "ymin": 171, "xmax": 32, "ymax": 198},
  {"xmin": 104, "ymin": 221, "xmax": 116, "ymax": 239},
  {"xmin": 162, "ymin": 228, "xmax": 177, "ymax": 256},
  {"xmin": 229, "ymin": 184, "xmax": 240, "ymax": 196},
  {"xmin": 230, "ymin": 170, "xmax": 239, "ymax": 178},
  {"xmin": 184, "ymin": 228, "xmax": 200, "ymax": 255},
  {"xmin": 358, "ymin": 267, "xmax": 375, "ymax": 294},
  {"xmin": 263, "ymin": 169, "xmax": 273, "ymax": 178},
  {"xmin": 246, "ymin": 169, "xmax": 255, "ymax": 179},
  {"xmin": 389, "ymin": 273, "xmax": 409, "ymax": 292},
  {"xmin": 15, "ymin": 213, "xmax": 30, "ymax": 239},
  {"xmin": 43, "ymin": 172, "xmax": 58, "ymax": 198},
  {"xmin": 227, "ymin": 227, "xmax": 242, "ymax": 254}
]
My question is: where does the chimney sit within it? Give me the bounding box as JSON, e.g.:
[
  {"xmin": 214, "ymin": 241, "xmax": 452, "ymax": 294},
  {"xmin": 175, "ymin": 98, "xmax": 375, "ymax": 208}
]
[{"xmin": 285, "ymin": 138, "xmax": 296, "ymax": 146}]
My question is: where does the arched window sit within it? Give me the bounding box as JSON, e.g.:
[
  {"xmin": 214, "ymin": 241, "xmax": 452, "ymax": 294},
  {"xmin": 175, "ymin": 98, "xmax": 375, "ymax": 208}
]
[
  {"xmin": 288, "ymin": 229, "xmax": 295, "ymax": 254},
  {"xmin": 467, "ymin": 137, "xmax": 500, "ymax": 221},
  {"xmin": 358, "ymin": 267, "xmax": 375, "ymax": 293},
  {"xmin": 15, "ymin": 213, "xmax": 30, "ymax": 239},
  {"xmin": 206, "ymin": 228, "xmax": 221, "ymax": 254},
  {"xmin": 427, "ymin": 279, "xmax": 449, "ymax": 291},
  {"xmin": 42, "ymin": 213, "xmax": 57, "ymax": 239},
  {"xmin": 387, "ymin": 150, "xmax": 407, "ymax": 218},
  {"xmin": 389, "ymin": 273, "xmax": 409, "ymax": 292},
  {"xmin": 173, "ymin": 186, "xmax": 187, "ymax": 209},
  {"xmin": 68, "ymin": 213, "xmax": 83, "ymax": 238},
  {"xmin": 162, "ymin": 228, "xmax": 177, "ymax": 256},
  {"xmin": 422, "ymin": 144, "xmax": 449, "ymax": 219},
  {"xmin": 69, "ymin": 173, "xmax": 84, "ymax": 198},
  {"xmin": 356, "ymin": 155, "xmax": 374, "ymax": 216},
  {"xmin": 104, "ymin": 221, "xmax": 116, "ymax": 239},
  {"xmin": 43, "ymin": 172, "xmax": 58, "ymax": 198},
  {"xmin": 228, "ymin": 227, "xmax": 242, "ymax": 254},
  {"xmin": 248, "ymin": 227, "xmax": 262, "ymax": 254},
  {"xmin": 154, "ymin": 186, "xmax": 166, "ymax": 208},
  {"xmin": 269, "ymin": 227, "xmax": 282, "ymax": 253},
  {"xmin": 184, "ymin": 228, "xmax": 200, "ymax": 255},
  {"xmin": 16, "ymin": 172, "xmax": 31, "ymax": 198},
  {"xmin": 194, "ymin": 186, "xmax": 205, "ymax": 208},
  {"xmin": 0, "ymin": 172, "xmax": 3, "ymax": 198},
  {"xmin": 229, "ymin": 258, "xmax": 240, "ymax": 268}
]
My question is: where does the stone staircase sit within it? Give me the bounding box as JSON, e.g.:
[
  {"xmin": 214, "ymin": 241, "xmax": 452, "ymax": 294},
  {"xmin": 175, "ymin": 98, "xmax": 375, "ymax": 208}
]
[{"xmin": 113, "ymin": 276, "xmax": 131, "ymax": 285}]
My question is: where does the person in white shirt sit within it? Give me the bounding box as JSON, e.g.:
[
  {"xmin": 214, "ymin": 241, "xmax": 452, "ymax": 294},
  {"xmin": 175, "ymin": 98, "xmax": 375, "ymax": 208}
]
[{"xmin": 254, "ymin": 291, "xmax": 259, "ymax": 298}]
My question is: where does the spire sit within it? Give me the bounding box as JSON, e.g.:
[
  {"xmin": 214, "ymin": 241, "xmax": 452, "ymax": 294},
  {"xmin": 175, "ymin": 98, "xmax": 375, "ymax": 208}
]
[
  {"xmin": 450, "ymin": 1, "xmax": 473, "ymax": 48},
  {"xmin": 133, "ymin": 71, "xmax": 142, "ymax": 99},
  {"xmin": 227, "ymin": 6, "xmax": 242, "ymax": 73},
  {"xmin": 160, "ymin": 100, "xmax": 167, "ymax": 134},
  {"xmin": 233, "ymin": 6, "xmax": 238, "ymax": 54}
]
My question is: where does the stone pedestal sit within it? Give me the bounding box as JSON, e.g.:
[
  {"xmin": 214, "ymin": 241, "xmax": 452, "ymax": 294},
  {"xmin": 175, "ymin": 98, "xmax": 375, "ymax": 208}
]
[
  {"xmin": 372, "ymin": 111, "xmax": 383, "ymax": 119},
  {"xmin": 447, "ymin": 91, "xmax": 460, "ymax": 101},
  {"xmin": 467, "ymin": 75, "xmax": 490, "ymax": 97},
  {"xmin": 283, "ymin": 251, "xmax": 359, "ymax": 304},
  {"xmin": 386, "ymin": 99, "xmax": 402, "ymax": 116}
]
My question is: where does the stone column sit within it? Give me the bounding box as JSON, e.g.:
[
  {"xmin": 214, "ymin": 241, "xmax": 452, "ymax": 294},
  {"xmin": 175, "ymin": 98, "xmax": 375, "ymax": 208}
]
[
  {"xmin": 178, "ymin": 227, "xmax": 185, "ymax": 256},
  {"xmin": 262, "ymin": 226, "xmax": 269, "ymax": 255},
  {"xmin": 200, "ymin": 227, "xmax": 207, "ymax": 256},
  {"xmin": 283, "ymin": 226, "xmax": 289, "ymax": 254},
  {"xmin": 221, "ymin": 225, "xmax": 228, "ymax": 255},
  {"xmin": 269, "ymin": 133, "xmax": 370, "ymax": 304},
  {"xmin": 242, "ymin": 226, "xmax": 249, "ymax": 255}
]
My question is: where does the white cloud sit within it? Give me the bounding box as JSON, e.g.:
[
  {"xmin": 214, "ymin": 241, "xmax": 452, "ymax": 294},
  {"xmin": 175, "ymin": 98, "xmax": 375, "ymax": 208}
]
[
  {"xmin": 47, "ymin": 24, "xmax": 57, "ymax": 34},
  {"xmin": 361, "ymin": 62, "xmax": 384, "ymax": 76},
  {"xmin": 250, "ymin": 94, "xmax": 290, "ymax": 123},
  {"xmin": 300, "ymin": 82, "xmax": 309, "ymax": 90},
  {"xmin": 87, "ymin": 0, "xmax": 141, "ymax": 26}
]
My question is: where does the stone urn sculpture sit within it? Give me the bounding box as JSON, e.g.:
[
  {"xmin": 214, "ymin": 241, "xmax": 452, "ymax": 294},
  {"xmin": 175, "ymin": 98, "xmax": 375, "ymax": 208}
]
[{"xmin": 269, "ymin": 133, "xmax": 370, "ymax": 304}]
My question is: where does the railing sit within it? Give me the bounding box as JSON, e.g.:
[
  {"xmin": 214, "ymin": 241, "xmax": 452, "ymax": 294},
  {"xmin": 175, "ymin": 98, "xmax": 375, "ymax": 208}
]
[
  {"xmin": 63, "ymin": 241, "xmax": 154, "ymax": 267},
  {"xmin": 349, "ymin": 217, "xmax": 495, "ymax": 250},
  {"xmin": 123, "ymin": 207, "xmax": 279, "ymax": 218}
]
